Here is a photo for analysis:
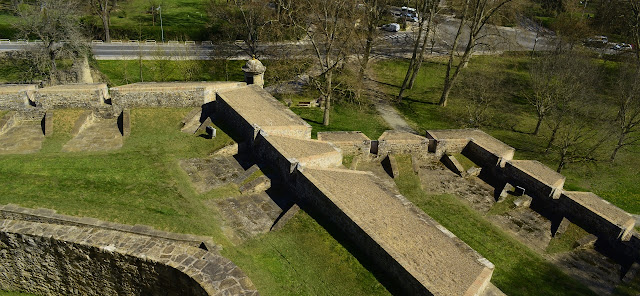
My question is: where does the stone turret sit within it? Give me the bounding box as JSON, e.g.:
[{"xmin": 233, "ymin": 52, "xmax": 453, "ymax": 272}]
[{"xmin": 242, "ymin": 58, "xmax": 266, "ymax": 88}]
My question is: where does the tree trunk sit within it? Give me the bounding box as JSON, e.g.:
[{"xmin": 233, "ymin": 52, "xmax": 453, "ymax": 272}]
[
  {"xmin": 323, "ymin": 70, "xmax": 333, "ymax": 126},
  {"xmin": 439, "ymin": 5, "xmax": 466, "ymax": 107},
  {"xmin": 533, "ymin": 114, "xmax": 544, "ymax": 135},
  {"xmin": 357, "ymin": 21, "xmax": 375, "ymax": 100},
  {"xmin": 545, "ymin": 121, "xmax": 561, "ymax": 153},
  {"xmin": 408, "ymin": 16, "xmax": 434, "ymax": 89},
  {"xmin": 397, "ymin": 19, "xmax": 425, "ymax": 101},
  {"xmin": 556, "ymin": 153, "xmax": 566, "ymax": 173},
  {"xmin": 102, "ymin": 13, "xmax": 111, "ymax": 42},
  {"xmin": 610, "ymin": 133, "xmax": 626, "ymax": 162}
]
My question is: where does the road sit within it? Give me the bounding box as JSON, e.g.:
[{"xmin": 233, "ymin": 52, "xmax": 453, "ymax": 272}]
[{"xmin": 0, "ymin": 17, "xmax": 563, "ymax": 60}]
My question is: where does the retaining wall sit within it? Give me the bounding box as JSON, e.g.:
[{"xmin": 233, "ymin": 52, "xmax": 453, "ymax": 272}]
[
  {"xmin": 0, "ymin": 84, "xmax": 37, "ymax": 110},
  {"xmin": 110, "ymin": 82, "xmax": 245, "ymax": 108},
  {"xmin": 34, "ymin": 84, "xmax": 109, "ymax": 109},
  {"xmin": 0, "ymin": 219, "xmax": 258, "ymax": 296},
  {"xmin": 377, "ymin": 130, "xmax": 429, "ymax": 158},
  {"xmin": 503, "ymin": 160, "xmax": 565, "ymax": 200}
]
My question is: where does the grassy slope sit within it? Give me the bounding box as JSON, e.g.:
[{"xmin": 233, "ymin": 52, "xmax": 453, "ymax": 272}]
[
  {"xmin": 393, "ymin": 155, "xmax": 597, "ymax": 296},
  {"xmin": 0, "ymin": 108, "xmax": 389, "ymax": 296},
  {"xmin": 373, "ymin": 55, "xmax": 640, "ymax": 214}
]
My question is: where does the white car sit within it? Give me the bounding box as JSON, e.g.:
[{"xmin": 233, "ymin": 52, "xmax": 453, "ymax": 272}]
[{"xmin": 381, "ymin": 23, "xmax": 400, "ymax": 32}]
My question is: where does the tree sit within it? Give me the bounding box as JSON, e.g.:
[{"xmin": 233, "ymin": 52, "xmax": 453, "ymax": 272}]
[
  {"xmin": 593, "ymin": 0, "xmax": 640, "ymax": 62},
  {"xmin": 526, "ymin": 52, "xmax": 591, "ymax": 135},
  {"xmin": 457, "ymin": 70, "xmax": 502, "ymax": 127},
  {"xmin": 13, "ymin": 0, "xmax": 89, "ymax": 85},
  {"xmin": 438, "ymin": 0, "xmax": 513, "ymax": 107},
  {"xmin": 397, "ymin": 0, "xmax": 439, "ymax": 101},
  {"xmin": 89, "ymin": 0, "xmax": 117, "ymax": 43},
  {"xmin": 354, "ymin": 0, "xmax": 388, "ymax": 100},
  {"xmin": 208, "ymin": 0, "xmax": 280, "ymax": 58},
  {"xmin": 292, "ymin": 0, "xmax": 357, "ymax": 126},
  {"xmin": 610, "ymin": 65, "xmax": 640, "ymax": 162}
]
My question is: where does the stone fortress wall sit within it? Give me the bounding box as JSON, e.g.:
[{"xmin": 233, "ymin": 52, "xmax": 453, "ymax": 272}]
[
  {"xmin": 1, "ymin": 60, "xmax": 639, "ymax": 294},
  {"xmin": 0, "ymin": 206, "xmax": 258, "ymax": 296},
  {"xmin": 424, "ymin": 129, "xmax": 638, "ymax": 260}
]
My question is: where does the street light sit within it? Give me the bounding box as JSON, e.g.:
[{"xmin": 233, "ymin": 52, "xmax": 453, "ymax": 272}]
[{"xmin": 157, "ymin": 6, "xmax": 164, "ymax": 43}]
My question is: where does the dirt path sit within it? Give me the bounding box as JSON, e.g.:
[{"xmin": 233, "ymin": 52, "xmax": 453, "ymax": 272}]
[{"xmin": 364, "ymin": 75, "xmax": 415, "ymax": 133}]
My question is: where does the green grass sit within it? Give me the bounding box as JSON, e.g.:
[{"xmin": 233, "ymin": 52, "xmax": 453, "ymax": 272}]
[
  {"xmin": 373, "ymin": 55, "xmax": 640, "ymax": 214},
  {"xmin": 546, "ymin": 223, "xmax": 590, "ymax": 254},
  {"xmin": 291, "ymin": 104, "xmax": 390, "ymax": 140},
  {"xmin": 452, "ymin": 153, "xmax": 476, "ymax": 171},
  {"xmin": 0, "ymin": 108, "xmax": 389, "ymax": 296},
  {"xmin": 393, "ymin": 154, "xmax": 597, "ymax": 296},
  {"xmin": 95, "ymin": 60, "xmax": 245, "ymax": 86},
  {"xmin": 0, "ymin": 291, "xmax": 36, "ymax": 296}
]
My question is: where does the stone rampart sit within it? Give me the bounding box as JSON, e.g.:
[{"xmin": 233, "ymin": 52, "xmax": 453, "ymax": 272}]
[
  {"xmin": 215, "ymin": 85, "xmax": 311, "ymax": 142},
  {"xmin": 503, "ymin": 160, "xmax": 565, "ymax": 200},
  {"xmin": 426, "ymin": 128, "xmax": 639, "ymax": 257},
  {"xmin": 34, "ymin": 83, "xmax": 109, "ymax": 109},
  {"xmin": 110, "ymin": 82, "xmax": 245, "ymax": 108},
  {"xmin": 0, "ymin": 219, "xmax": 258, "ymax": 296},
  {"xmin": 293, "ymin": 167, "xmax": 494, "ymax": 296},
  {"xmin": 317, "ymin": 131, "xmax": 371, "ymax": 156},
  {"xmin": 558, "ymin": 192, "xmax": 635, "ymax": 242},
  {"xmin": 0, "ymin": 84, "xmax": 37, "ymax": 110},
  {"xmin": 377, "ymin": 130, "xmax": 429, "ymax": 158}
]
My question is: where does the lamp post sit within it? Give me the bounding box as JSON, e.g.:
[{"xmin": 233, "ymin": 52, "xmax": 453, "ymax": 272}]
[{"xmin": 157, "ymin": 6, "xmax": 164, "ymax": 43}]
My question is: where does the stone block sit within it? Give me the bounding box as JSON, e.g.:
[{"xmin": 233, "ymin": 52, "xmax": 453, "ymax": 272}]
[
  {"xmin": 467, "ymin": 167, "xmax": 482, "ymax": 177},
  {"xmin": 574, "ymin": 234, "xmax": 598, "ymax": 249},
  {"xmin": 441, "ymin": 154, "xmax": 465, "ymax": 176},
  {"xmin": 497, "ymin": 183, "xmax": 515, "ymax": 202},
  {"xmin": 513, "ymin": 195, "xmax": 533, "ymax": 208},
  {"xmin": 120, "ymin": 109, "xmax": 130, "ymax": 137},
  {"xmin": 239, "ymin": 175, "xmax": 271, "ymax": 195},
  {"xmin": 43, "ymin": 111, "xmax": 53, "ymax": 136}
]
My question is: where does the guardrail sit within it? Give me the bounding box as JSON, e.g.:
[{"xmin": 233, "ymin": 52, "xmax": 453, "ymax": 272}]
[{"xmin": 0, "ymin": 39, "xmax": 218, "ymax": 47}]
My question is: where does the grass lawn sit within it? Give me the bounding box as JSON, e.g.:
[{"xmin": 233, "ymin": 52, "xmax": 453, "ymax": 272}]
[
  {"xmin": 291, "ymin": 104, "xmax": 390, "ymax": 140},
  {"xmin": 373, "ymin": 54, "xmax": 640, "ymax": 214},
  {"xmin": 0, "ymin": 108, "xmax": 389, "ymax": 296},
  {"xmin": 393, "ymin": 155, "xmax": 598, "ymax": 296}
]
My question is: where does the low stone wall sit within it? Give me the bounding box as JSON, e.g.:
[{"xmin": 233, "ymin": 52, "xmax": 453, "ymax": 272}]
[
  {"xmin": 111, "ymin": 82, "xmax": 245, "ymax": 108},
  {"xmin": 377, "ymin": 130, "xmax": 429, "ymax": 158},
  {"xmin": 426, "ymin": 129, "xmax": 514, "ymax": 166},
  {"xmin": 0, "ymin": 84, "xmax": 37, "ymax": 110},
  {"xmin": 34, "ymin": 83, "xmax": 108, "ymax": 109},
  {"xmin": 317, "ymin": 131, "xmax": 371, "ymax": 156},
  {"xmin": 558, "ymin": 192, "xmax": 635, "ymax": 242},
  {"xmin": 0, "ymin": 110, "xmax": 46, "ymax": 135},
  {"xmin": 0, "ymin": 219, "xmax": 258, "ymax": 296}
]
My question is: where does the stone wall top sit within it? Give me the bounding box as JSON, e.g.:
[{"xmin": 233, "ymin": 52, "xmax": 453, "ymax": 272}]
[
  {"xmin": 427, "ymin": 129, "xmax": 514, "ymax": 156},
  {"xmin": 317, "ymin": 131, "xmax": 371, "ymax": 143},
  {"xmin": 110, "ymin": 81, "xmax": 245, "ymax": 93},
  {"xmin": 217, "ymin": 85, "xmax": 311, "ymax": 133},
  {"xmin": 561, "ymin": 191, "xmax": 635, "ymax": 232},
  {"xmin": 507, "ymin": 160, "xmax": 566, "ymax": 188},
  {"xmin": 36, "ymin": 83, "xmax": 108, "ymax": 93},
  {"xmin": 0, "ymin": 204, "xmax": 217, "ymax": 250},
  {"xmin": 261, "ymin": 132, "xmax": 342, "ymax": 168},
  {"xmin": 300, "ymin": 167, "xmax": 492, "ymax": 296},
  {"xmin": 379, "ymin": 130, "xmax": 426, "ymax": 142},
  {"xmin": 0, "ymin": 84, "xmax": 37, "ymax": 94}
]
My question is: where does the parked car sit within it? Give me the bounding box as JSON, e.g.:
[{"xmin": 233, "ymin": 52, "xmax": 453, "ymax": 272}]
[
  {"xmin": 586, "ymin": 35, "xmax": 608, "ymax": 44},
  {"xmin": 381, "ymin": 23, "xmax": 400, "ymax": 32}
]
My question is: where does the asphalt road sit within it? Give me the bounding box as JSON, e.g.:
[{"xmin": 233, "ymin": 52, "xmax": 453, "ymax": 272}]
[{"xmin": 0, "ymin": 17, "xmax": 562, "ymax": 60}]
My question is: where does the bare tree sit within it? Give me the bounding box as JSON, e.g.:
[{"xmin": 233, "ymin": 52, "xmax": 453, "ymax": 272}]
[
  {"xmin": 526, "ymin": 52, "xmax": 591, "ymax": 135},
  {"xmin": 13, "ymin": 0, "xmax": 89, "ymax": 85},
  {"xmin": 457, "ymin": 70, "xmax": 502, "ymax": 127},
  {"xmin": 438, "ymin": 0, "xmax": 513, "ymax": 107},
  {"xmin": 397, "ymin": 0, "xmax": 440, "ymax": 101},
  {"xmin": 354, "ymin": 0, "xmax": 387, "ymax": 100},
  {"xmin": 610, "ymin": 65, "xmax": 640, "ymax": 162},
  {"xmin": 89, "ymin": 0, "xmax": 117, "ymax": 43},
  {"xmin": 208, "ymin": 0, "xmax": 280, "ymax": 58},
  {"xmin": 547, "ymin": 106, "xmax": 609, "ymax": 173},
  {"xmin": 292, "ymin": 0, "xmax": 357, "ymax": 126}
]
